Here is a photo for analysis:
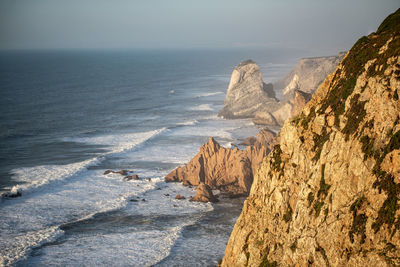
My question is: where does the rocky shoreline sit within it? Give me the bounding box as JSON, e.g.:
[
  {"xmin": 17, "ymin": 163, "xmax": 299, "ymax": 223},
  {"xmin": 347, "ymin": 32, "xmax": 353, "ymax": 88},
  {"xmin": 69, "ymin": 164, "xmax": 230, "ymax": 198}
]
[{"xmin": 165, "ymin": 52, "xmax": 342, "ymax": 202}]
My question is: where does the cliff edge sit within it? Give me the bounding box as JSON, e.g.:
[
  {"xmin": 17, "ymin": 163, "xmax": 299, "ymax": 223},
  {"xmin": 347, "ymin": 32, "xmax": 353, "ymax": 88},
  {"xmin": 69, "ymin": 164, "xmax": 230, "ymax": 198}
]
[
  {"xmin": 222, "ymin": 9, "xmax": 400, "ymax": 267},
  {"xmin": 274, "ymin": 52, "xmax": 345, "ymax": 99}
]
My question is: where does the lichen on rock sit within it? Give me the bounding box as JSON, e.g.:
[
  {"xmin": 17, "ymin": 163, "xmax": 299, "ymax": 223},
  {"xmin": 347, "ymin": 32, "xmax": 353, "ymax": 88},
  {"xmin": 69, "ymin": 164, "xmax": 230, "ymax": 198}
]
[{"xmin": 222, "ymin": 8, "xmax": 400, "ymax": 267}]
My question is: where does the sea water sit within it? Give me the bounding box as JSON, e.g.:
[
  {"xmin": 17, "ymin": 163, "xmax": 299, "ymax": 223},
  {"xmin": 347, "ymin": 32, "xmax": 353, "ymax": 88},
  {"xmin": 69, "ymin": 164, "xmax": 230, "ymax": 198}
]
[{"xmin": 0, "ymin": 49, "xmax": 297, "ymax": 266}]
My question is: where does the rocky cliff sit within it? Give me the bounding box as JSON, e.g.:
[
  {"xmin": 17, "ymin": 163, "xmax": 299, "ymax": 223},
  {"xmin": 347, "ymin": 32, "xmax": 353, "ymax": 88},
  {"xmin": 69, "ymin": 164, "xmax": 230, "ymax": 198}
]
[
  {"xmin": 165, "ymin": 130, "xmax": 277, "ymax": 196},
  {"xmin": 218, "ymin": 60, "xmax": 280, "ymax": 119},
  {"xmin": 274, "ymin": 52, "xmax": 345, "ymax": 99},
  {"xmin": 222, "ymin": 9, "xmax": 400, "ymax": 267}
]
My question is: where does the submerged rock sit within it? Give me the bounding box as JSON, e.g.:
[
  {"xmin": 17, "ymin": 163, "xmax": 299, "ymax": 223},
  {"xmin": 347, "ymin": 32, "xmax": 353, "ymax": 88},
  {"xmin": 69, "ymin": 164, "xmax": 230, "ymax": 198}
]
[
  {"xmin": 3, "ymin": 190, "xmax": 22, "ymax": 198},
  {"xmin": 124, "ymin": 174, "xmax": 139, "ymax": 181}
]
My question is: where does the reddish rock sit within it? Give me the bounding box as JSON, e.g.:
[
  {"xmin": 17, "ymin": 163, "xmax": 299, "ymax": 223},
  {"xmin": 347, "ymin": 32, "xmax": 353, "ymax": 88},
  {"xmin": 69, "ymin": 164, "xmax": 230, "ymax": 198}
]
[
  {"xmin": 190, "ymin": 183, "xmax": 218, "ymax": 203},
  {"xmin": 117, "ymin": 170, "xmax": 129, "ymax": 176},
  {"xmin": 165, "ymin": 137, "xmax": 268, "ymax": 195},
  {"xmin": 291, "ymin": 89, "xmax": 311, "ymax": 117},
  {"xmin": 175, "ymin": 194, "xmax": 186, "ymax": 200},
  {"xmin": 124, "ymin": 174, "xmax": 139, "ymax": 181},
  {"xmin": 253, "ymin": 128, "xmax": 276, "ymax": 148}
]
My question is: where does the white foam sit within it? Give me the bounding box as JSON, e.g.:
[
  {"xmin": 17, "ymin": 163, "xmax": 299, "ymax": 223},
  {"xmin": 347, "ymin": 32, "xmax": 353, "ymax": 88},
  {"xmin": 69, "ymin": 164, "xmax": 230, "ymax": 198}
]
[
  {"xmin": 26, "ymin": 226, "xmax": 186, "ymax": 267},
  {"xmin": 177, "ymin": 119, "xmax": 198, "ymax": 126},
  {"xmin": 0, "ymin": 169, "xmax": 158, "ymax": 266},
  {"xmin": 0, "ymin": 226, "xmax": 63, "ymax": 266},
  {"xmin": 189, "ymin": 104, "xmax": 214, "ymax": 111},
  {"xmin": 63, "ymin": 128, "xmax": 167, "ymax": 154},
  {"xmin": 196, "ymin": 92, "xmax": 223, "ymax": 97},
  {"xmin": 2, "ymin": 128, "xmax": 167, "ymax": 198},
  {"xmin": 5, "ymin": 158, "xmax": 100, "ymax": 197}
]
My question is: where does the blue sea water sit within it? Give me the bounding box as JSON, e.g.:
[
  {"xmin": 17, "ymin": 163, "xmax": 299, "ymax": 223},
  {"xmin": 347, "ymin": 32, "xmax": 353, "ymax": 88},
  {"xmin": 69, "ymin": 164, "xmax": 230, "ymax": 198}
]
[{"xmin": 0, "ymin": 49, "xmax": 296, "ymax": 266}]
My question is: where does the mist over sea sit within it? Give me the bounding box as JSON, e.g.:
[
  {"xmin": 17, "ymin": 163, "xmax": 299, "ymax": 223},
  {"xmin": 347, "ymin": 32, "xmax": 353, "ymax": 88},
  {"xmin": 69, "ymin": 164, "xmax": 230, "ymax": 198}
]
[{"xmin": 0, "ymin": 49, "xmax": 297, "ymax": 266}]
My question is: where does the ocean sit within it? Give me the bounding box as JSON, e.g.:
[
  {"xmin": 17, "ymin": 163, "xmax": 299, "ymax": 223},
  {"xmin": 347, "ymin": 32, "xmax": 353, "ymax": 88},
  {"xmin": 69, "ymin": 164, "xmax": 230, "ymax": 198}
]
[{"xmin": 0, "ymin": 49, "xmax": 296, "ymax": 266}]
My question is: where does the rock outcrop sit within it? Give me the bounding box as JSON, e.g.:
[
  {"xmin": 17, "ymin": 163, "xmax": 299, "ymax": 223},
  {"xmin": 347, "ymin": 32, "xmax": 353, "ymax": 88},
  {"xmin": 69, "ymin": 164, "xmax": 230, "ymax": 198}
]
[
  {"xmin": 274, "ymin": 52, "xmax": 346, "ymax": 99},
  {"xmin": 190, "ymin": 183, "xmax": 218, "ymax": 203},
  {"xmin": 218, "ymin": 60, "xmax": 279, "ymax": 119},
  {"xmin": 252, "ymin": 89, "xmax": 312, "ymax": 126},
  {"xmin": 222, "ymin": 9, "xmax": 400, "ymax": 267},
  {"xmin": 165, "ymin": 136, "xmax": 273, "ymax": 196}
]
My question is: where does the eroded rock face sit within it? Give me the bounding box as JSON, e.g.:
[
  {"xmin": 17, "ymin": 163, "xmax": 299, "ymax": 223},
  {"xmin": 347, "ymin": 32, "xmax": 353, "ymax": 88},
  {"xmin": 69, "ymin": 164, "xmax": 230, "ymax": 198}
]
[
  {"xmin": 252, "ymin": 90, "xmax": 312, "ymax": 126},
  {"xmin": 222, "ymin": 9, "xmax": 400, "ymax": 267},
  {"xmin": 190, "ymin": 183, "xmax": 218, "ymax": 203},
  {"xmin": 252, "ymin": 111, "xmax": 278, "ymax": 126},
  {"xmin": 274, "ymin": 52, "xmax": 346, "ymax": 98},
  {"xmin": 218, "ymin": 60, "xmax": 279, "ymax": 119},
  {"xmin": 165, "ymin": 137, "xmax": 271, "ymax": 196},
  {"xmin": 291, "ymin": 89, "xmax": 312, "ymax": 117}
]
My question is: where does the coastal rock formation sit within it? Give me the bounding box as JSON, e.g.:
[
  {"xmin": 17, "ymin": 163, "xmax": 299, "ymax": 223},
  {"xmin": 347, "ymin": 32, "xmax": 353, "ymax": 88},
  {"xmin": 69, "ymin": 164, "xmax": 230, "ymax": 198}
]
[
  {"xmin": 252, "ymin": 111, "xmax": 279, "ymax": 126},
  {"xmin": 254, "ymin": 128, "xmax": 278, "ymax": 150},
  {"xmin": 165, "ymin": 137, "xmax": 271, "ymax": 196},
  {"xmin": 190, "ymin": 183, "xmax": 218, "ymax": 203},
  {"xmin": 291, "ymin": 89, "xmax": 312, "ymax": 117},
  {"xmin": 218, "ymin": 60, "xmax": 279, "ymax": 119},
  {"xmin": 274, "ymin": 52, "xmax": 345, "ymax": 99},
  {"xmin": 252, "ymin": 90, "xmax": 311, "ymax": 126},
  {"xmin": 175, "ymin": 194, "xmax": 185, "ymax": 200},
  {"xmin": 222, "ymin": 9, "xmax": 400, "ymax": 267},
  {"xmin": 239, "ymin": 136, "xmax": 257, "ymax": 146},
  {"xmin": 124, "ymin": 174, "xmax": 139, "ymax": 181}
]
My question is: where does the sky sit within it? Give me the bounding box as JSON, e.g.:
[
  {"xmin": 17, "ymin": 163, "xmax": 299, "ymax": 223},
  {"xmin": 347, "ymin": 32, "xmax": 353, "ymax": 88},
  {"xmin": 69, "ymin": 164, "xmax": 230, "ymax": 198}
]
[{"xmin": 0, "ymin": 0, "xmax": 399, "ymax": 54}]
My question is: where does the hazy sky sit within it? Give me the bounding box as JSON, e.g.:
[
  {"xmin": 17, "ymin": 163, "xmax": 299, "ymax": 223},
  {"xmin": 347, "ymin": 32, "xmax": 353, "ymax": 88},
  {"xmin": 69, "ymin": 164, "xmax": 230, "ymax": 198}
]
[{"xmin": 0, "ymin": 0, "xmax": 399, "ymax": 53}]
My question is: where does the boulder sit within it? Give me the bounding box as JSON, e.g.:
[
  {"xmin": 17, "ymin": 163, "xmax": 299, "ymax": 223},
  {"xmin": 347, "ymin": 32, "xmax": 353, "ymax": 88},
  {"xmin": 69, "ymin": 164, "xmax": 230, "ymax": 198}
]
[
  {"xmin": 218, "ymin": 60, "xmax": 279, "ymax": 119},
  {"xmin": 175, "ymin": 194, "xmax": 186, "ymax": 200},
  {"xmin": 124, "ymin": 174, "xmax": 139, "ymax": 181},
  {"xmin": 190, "ymin": 183, "xmax": 218, "ymax": 203},
  {"xmin": 3, "ymin": 189, "xmax": 22, "ymax": 198}
]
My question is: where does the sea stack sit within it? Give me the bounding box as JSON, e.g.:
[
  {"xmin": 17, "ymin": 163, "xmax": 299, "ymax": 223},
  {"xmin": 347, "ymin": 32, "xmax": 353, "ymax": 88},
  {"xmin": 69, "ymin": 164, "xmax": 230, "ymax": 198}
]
[{"xmin": 218, "ymin": 60, "xmax": 279, "ymax": 119}]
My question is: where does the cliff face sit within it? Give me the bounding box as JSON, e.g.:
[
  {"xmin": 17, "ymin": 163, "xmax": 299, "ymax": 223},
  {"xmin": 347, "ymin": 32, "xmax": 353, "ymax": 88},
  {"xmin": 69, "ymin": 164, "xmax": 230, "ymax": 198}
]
[
  {"xmin": 222, "ymin": 9, "xmax": 400, "ymax": 267},
  {"xmin": 274, "ymin": 52, "xmax": 345, "ymax": 99},
  {"xmin": 218, "ymin": 60, "xmax": 280, "ymax": 119}
]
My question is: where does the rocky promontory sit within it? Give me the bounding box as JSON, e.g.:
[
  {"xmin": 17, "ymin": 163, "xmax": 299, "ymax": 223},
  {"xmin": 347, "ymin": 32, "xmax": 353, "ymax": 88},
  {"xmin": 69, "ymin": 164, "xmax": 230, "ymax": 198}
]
[
  {"xmin": 222, "ymin": 9, "xmax": 400, "ymax": 266},
  {"xmin": 165, "ymin": 133, "xmax": 275, "ymax": 196},
  {"xmin": 219, "ymin": 54, "xmax": 343, "ymax": 128},
  {"xmin": 218, "ymin": 60, "xmax": 279, "ymax": 119},
  {"xmin": 274, "ymin": 52, "xmax": 346, "ymax": 99}
]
